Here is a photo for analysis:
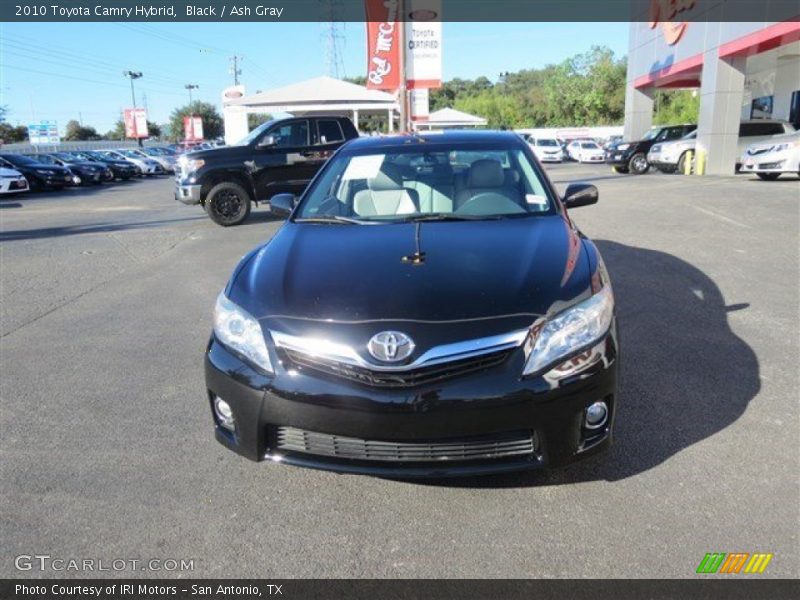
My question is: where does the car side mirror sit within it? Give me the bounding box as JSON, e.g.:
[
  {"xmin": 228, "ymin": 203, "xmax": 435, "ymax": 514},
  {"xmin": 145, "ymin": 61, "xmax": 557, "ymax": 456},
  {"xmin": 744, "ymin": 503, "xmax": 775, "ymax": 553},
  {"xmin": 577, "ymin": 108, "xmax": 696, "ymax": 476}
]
[
  {"xmin": 563, "ymin": 183, "xmax": 598, "ymax": 209},
  {"xmin": 258, "ymin": 134, "xmax": 276, "ymax": 148},
  {"xmin": 270, "ymin": 193, "xmax": 296, "ymax": 217}
]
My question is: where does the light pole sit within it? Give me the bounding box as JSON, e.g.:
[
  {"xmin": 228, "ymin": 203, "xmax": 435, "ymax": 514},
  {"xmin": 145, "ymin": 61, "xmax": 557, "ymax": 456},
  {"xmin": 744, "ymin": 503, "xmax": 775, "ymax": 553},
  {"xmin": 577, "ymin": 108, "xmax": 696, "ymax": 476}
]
[
  {"xmin": 185, "ymin": 84, "xmax": 199, "ymax": 105},
  {"xmin": 123, "ymin": 71, "xmax": 143, "ymax": 146}
]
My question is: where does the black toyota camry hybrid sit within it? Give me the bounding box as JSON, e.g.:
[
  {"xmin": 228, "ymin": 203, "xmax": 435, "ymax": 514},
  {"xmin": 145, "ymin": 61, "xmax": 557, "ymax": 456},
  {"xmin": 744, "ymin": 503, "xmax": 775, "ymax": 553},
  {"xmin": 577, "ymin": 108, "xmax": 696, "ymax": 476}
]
[{"xmin": 205, "ymin": 131, "xmax": 618, "ymax": 477}]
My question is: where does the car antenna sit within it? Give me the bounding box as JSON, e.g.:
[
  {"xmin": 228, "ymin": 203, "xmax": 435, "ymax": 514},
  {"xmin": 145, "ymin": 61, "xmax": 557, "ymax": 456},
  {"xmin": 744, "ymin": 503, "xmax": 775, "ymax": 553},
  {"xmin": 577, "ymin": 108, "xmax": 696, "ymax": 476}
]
[{"xmin": 401, "ymin": 221, "xmax": 426, "ymax": 265}]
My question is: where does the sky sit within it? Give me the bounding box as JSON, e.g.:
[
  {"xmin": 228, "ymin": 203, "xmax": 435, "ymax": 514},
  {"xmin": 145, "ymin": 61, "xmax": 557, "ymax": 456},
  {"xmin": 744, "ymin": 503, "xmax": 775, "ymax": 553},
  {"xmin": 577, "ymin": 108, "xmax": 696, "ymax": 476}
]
[{"xmin": 0, "ymin": 22, "xmax": 629, "ymax": 133}]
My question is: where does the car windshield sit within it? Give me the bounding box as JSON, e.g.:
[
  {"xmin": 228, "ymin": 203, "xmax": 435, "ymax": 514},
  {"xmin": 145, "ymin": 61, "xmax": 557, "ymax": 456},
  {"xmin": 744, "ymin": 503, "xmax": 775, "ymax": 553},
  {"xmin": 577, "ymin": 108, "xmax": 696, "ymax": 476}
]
[
  {"xmin": 1, "ymin": 154, "xmax": 39, "ymax": 166},
  {"xmin": 581, "ymin": 142, "xmax": 599, "ymax": 149},
  {"xmin": 536, "ymin": 139, "xmax": 558, "ymax": 147},
  {"xmin": 682, "ymin": 131, "xmax": 697, "ymax": 140},
  {"xmin": 641, "ymin": 128, "xmax": 664, "ymax": 141},
  {"xmin": 120, "ymin": 150, "xmax": 143, "ymax": 158},
  {"xmin": 33, "ymin": 155, "xmax": 57, "ymax": 164},
  {"xmin": 233, "ymin": 120, "xmax": 278, "ymax": 146},
  {"xmin": 53, "ymin": 153, "xmax": 75, "ymax": 161},
  {"xmin": 295, "ymin": 143, "xmax": 555, "ymax": 223}
]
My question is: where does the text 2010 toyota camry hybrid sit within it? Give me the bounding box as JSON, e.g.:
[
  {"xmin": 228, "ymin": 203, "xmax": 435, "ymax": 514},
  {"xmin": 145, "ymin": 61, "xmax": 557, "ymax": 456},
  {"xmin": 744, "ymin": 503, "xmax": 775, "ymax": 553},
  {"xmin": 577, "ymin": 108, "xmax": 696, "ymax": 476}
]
[{"xmin": 205, "ymin": 131, "xmax": 618, "ymax": 477}]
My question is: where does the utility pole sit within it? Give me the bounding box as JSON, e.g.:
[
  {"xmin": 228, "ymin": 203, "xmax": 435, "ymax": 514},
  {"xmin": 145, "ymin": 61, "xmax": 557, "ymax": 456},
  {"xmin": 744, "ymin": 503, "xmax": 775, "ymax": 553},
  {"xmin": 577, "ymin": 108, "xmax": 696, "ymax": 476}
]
[
  {"xmin": 229, "ymin": 55, "xmax": 242, "ymax": 86},
  {"xmin": 397, "ymin": 0, "xmax": 409, "ymax": 132},
  {"xmin": 185, "ymin": 84, "xmax": 199, "ymax": 104},
  {"xmin": 123, "ymin": 70, "xmax": 143, "ymax": 146}
]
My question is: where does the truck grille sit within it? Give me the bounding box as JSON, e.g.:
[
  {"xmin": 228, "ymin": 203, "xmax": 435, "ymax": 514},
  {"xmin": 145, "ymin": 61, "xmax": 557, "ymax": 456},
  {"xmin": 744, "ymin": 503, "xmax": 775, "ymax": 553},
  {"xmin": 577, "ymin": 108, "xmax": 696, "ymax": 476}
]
[
  {"xmin": 275, "ymin": 427, "xmax": 537, "ymax": 462},
  {"xmin": 282, "ymin": 347, "xmax": 512, "ymax": 388}
]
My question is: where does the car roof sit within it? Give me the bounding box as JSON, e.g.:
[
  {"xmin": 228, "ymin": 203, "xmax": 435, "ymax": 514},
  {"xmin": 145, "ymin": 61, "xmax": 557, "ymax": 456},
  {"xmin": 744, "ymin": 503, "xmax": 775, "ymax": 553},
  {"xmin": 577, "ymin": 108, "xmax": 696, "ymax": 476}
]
[{"xmin": 343, "ymin": 130, "xmax": 527, "ymax": 152}]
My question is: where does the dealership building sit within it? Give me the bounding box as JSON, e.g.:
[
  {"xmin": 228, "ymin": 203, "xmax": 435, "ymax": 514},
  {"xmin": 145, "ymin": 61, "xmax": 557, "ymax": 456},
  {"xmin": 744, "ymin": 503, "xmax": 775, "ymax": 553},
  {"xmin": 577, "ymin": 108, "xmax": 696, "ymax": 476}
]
[{"xmin": 624, "ymin": 19, "xmax": 800, "ymax": 174}]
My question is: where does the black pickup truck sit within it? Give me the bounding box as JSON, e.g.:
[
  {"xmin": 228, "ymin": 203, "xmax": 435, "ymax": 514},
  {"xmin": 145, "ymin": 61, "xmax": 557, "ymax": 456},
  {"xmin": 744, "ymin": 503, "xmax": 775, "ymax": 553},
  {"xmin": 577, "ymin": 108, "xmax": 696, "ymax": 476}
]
[{"xmin": 174, "ymin": 116, "xmax": 359, "ymax": 225}]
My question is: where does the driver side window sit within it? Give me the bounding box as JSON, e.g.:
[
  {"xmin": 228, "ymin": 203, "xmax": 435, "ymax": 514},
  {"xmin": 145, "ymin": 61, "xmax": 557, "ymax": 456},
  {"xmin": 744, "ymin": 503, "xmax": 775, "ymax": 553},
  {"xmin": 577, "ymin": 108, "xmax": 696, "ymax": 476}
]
[{"xmin": 269, "ymin": 121, "xmax": 309, "ymax": 148}]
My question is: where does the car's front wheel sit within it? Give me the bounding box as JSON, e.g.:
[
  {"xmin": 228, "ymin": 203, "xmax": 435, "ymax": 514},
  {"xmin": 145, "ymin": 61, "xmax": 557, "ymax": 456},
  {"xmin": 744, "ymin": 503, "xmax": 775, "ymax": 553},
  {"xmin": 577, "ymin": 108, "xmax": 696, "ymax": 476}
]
[
  {"xmin": 205, "ymin": 182, "xmax": 252, "ymax": 226},
  {"xmin": 628, "ymin": 152, "xmax": 650, "ymax": 174},
  {"xmin": 756, "ymin": 172, "xmax": 781, "ymax": 181}
]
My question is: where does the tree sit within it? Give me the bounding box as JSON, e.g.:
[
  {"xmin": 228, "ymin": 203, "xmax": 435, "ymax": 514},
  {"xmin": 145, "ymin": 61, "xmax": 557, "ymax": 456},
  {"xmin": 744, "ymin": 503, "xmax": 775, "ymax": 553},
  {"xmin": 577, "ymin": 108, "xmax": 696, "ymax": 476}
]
[
  {"xmin": 168, "ymin": 101, "xmax": 223, "ymax": 141},
  {"xmin": 654, "ymin": 90, "xmax": 699, "ymax": 125},
  {"xmin": 147, "ymin": 121, "xmax": 161, "ymax": 138},
  {"xmin": 248, "ymin": 113, "xmax": 272, "ymax": 130},
  {"xmin": 0, "ymin": 122, "xmax": 28, "ymax": 143},
  {"xmin": 105, "ymin": 120, "xmax": 126, "ymax": 141},
  {"xmin": 64, "ymin": 119, "xmax": 100, "ymax": 141}
]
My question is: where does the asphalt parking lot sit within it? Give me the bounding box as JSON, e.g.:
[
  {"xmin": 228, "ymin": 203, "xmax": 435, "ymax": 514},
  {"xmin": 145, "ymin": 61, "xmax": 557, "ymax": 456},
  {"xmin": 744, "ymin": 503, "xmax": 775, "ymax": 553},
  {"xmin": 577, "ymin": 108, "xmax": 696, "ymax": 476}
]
[{"xmin": 1, "ymin": 165, "xmax": 798, "ymax": 578}]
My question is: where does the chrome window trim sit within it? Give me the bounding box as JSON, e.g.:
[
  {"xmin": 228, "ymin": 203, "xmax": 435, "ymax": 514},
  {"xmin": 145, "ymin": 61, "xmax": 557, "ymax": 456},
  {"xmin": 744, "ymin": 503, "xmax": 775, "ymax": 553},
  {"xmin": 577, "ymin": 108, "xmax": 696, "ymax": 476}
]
[{"xmin": 270, "ymin": 328, "xmax": 529, "ymax": 372}]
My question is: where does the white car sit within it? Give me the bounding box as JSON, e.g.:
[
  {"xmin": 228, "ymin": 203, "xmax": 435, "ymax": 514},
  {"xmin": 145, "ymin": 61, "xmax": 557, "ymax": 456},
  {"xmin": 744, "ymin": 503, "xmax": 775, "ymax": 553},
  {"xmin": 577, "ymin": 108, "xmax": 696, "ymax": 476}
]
[
  {"xmin": 0, "ymin": 166, "xmax": 29, "ymax": 195},
  {"xmin": 130, "ymin": 147, "xmax": 176, "ymax": 173},
  {"xmin": 567, "ymin": 140, "xmax": 605, "ymax": 163},
  {"xmin": 99, "ymin": 150, "xmax": 164, "ymax": 176},
  {"xmin": 741, "ymin": 131, "xmax": 800, "ymax": 180},
  {"xmin": 648, "ymin": 119, "xmax": 795, "ymax": 174},
  {"xmin": 527, "ymin": 137, "xmax": 564, "ymax": 162}
]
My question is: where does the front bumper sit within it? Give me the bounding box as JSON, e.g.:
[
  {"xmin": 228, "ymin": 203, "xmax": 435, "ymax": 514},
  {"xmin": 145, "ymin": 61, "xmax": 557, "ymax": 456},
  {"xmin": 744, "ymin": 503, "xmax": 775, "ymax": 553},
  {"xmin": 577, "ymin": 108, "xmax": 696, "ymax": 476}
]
[
  {"xmin": 204, "ymin": 324, "xmax": 619, "ymax": 477},
  {"xmin": 0, "ymin": 178, "xmax": 29, "ymax": 193},
  {"xmin": 537, "ymin": 154, "xmax": 563, "ymax": 163},
  {"xmin": 605, "ymin": 151, "xmax": 631, "ymax": 167},
  {"xmin": 175, "ymin": 182, "xmax": 202, "ymax": 205},
  {"xmin": 740, "ymin": 152, "xmax": 796, "ymax": 173}
]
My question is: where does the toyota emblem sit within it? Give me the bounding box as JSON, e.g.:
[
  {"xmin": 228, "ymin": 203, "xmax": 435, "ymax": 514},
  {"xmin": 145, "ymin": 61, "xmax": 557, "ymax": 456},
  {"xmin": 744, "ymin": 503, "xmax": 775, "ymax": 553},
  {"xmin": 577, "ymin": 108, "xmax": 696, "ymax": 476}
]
[{"xmin": 367, "ymin": 331, "xmax": 415, "ymax": 363}]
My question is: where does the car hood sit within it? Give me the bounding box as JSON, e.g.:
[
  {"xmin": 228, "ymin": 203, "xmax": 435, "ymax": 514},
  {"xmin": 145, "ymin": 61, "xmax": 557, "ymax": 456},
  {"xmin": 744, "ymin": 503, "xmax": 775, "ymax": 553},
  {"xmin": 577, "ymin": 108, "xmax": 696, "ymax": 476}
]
[
  {"xmin": 0, "ymin": 167, "xmax": 23, "ymax": 177},
  {"xmin": 228, "ymin": 216, "xmax": 592, "ymax": 343}
]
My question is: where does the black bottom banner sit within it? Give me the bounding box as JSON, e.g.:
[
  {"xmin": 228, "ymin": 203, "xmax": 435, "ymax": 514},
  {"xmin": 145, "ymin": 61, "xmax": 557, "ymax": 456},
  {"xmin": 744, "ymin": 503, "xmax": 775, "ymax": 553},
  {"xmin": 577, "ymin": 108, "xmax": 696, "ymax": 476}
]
[{"xmin": 2, "ymin": 579, "xmax": 799, "ymax": 600}]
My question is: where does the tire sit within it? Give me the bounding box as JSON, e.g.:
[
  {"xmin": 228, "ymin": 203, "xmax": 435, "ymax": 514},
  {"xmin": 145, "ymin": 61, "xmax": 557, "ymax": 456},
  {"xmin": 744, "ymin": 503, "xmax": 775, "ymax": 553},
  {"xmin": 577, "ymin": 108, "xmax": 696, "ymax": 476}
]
[
  {"xmin": 628, "ymin": 152, "xmax": 650, "ymax": 174},
  {"xmin": 756, "ymin": 173, "xmax": 780, "ymax": 181},
  {"xmin": 205, "ymin": 182, "xmax": 252, "ymax": 226},
  {"xmin": 676, "ymin": 152, "xmax": 692, "ymax": 175},
  {"xmin": 612, "ymin": 165, "xmax": 628, "ymax": 174}
]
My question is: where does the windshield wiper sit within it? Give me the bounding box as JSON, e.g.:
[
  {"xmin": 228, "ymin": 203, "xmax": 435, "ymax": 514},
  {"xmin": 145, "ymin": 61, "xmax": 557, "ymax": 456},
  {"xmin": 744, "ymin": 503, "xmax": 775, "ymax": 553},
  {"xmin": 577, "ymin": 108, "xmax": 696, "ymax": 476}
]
[
  {"xmin": 402, "ymin": 213, "xmax": 505, "ymax": 222},
  {"xmin": 294, "ymin": 215, "xmax": 371, "ymax": 225}
]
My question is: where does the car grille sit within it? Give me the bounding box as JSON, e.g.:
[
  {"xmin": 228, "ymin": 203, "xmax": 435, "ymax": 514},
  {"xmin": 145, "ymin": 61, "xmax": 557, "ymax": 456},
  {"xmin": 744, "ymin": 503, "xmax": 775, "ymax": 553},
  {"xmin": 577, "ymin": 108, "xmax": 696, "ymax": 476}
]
[
  {"xmin": 758, "ymin": 161, "xmax": 784, "ymax": 170},
  {"xmin": 747, "ymin": 147, "xmax": 771, "ymax": 156},
  {"xmin": 282, "ymin": 347, "xmax": 513, "ymax": 388},
  {"xmin": 274, "ymin": 427, "xmax": 537, "ymax": 462}
]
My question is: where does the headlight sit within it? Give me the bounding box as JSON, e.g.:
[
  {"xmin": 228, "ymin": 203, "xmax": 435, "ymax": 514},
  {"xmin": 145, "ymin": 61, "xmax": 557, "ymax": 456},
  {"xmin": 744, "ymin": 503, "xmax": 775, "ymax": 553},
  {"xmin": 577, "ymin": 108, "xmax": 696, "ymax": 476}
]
[
  {"xmin": 213, "ymin": 292, "xmax": 273, "ymax": 374},
  {"xmin": 651, "ymin": 144, "xmax": 661, "ymax": 153},
  {"xmin": 773, "ymin": 141, "xmax": 799, "ymax": 152},
  {"xmin": 522, "ymin": 285, "xmax": 614, "ymax": 376},
  {"xmin": 616, "ymin": 143, "xmax": 630, "ymax": 151},
  {"xmin": 178, "ymin": 156, "xmax": 205, "ymax": 172}
]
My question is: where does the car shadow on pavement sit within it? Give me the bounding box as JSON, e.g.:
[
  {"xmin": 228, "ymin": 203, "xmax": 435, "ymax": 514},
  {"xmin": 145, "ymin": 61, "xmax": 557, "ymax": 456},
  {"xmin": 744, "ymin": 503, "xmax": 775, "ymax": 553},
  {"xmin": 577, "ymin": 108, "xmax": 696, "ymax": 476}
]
[{"xmin": 411, "ymin": 240, "xmax": 761, "ymax": 489}]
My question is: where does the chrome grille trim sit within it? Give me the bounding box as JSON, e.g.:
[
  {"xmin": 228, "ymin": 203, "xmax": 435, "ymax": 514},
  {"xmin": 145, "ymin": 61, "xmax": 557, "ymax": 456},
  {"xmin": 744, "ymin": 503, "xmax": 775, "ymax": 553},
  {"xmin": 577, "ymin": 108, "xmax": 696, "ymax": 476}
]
[
  {"xmin": 275, "ymin": 427, "xmax": 537, "ymax": 462},
  {"xmin": 270, "ymin": 328, "xmax": 529, "ymax": 373}
]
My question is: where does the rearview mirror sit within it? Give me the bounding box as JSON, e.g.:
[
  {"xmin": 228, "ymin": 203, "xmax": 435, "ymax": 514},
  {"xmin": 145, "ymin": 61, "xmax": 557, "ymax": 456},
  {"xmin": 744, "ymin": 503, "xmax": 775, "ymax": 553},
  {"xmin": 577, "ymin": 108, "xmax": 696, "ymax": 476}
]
[
  {"xmin": 562, "ymin": 183, "xmax": 598, "ymax": 209},
  {"xmin": 258, "ymin": 134, "xmax": 276, "ymax": 148},
  {"xmin": 269, "ymin": 193, "xmax": 296, "ymax": 217}
]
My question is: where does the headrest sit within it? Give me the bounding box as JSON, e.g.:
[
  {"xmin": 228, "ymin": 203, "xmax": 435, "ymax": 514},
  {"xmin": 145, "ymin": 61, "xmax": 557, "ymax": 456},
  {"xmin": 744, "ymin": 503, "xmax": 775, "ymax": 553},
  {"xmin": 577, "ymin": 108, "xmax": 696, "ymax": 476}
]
[
  {"xmin": 368, "ymin": 163, "xmax": 404, "ymax": 191},
  {"xmin": 468, "ymin": 159, "xmax": 505, "ymax": 188}
]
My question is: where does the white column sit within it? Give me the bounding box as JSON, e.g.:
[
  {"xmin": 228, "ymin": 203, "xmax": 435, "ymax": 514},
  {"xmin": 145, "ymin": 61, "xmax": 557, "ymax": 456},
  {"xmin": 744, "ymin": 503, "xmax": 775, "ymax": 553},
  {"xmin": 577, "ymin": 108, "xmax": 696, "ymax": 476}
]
[
  {"xmin": 352, "ymin": 109, "xmax": 359, "ymax": 132},
  {"xmin": 388, "ymin": 109, "xmax": 394, "ymax": 132},
  {"xmin": 623, "ymin": 84, "xmax": 654, "ymax": 141},
  {"xmin": 696, "ymin": 52, "xmax": 746, "ymax": 176}
]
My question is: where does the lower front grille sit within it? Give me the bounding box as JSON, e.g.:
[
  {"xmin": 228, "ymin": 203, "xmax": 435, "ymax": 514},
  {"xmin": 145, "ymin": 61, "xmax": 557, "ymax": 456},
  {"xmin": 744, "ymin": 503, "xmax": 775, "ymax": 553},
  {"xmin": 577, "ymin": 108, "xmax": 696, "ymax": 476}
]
[
  {"xmin": 275, "ymin": 427, "xmax": 537, "ymax": 462},
  {"xmin": 282, "ymin": 347, "xmax": 513, "ymax": 388}
]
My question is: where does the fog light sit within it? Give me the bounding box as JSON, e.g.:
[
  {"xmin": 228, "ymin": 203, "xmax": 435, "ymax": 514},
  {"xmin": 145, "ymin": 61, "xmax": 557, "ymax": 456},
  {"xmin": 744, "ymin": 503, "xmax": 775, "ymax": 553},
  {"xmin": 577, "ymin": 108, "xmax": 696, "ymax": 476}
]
[
  {"xmin": 213, "ymin": 396, "xmax": 235, "ymax": 430},
  {"xmin": 584, "ymin": 401, "xmax": 608, "ymax": 429}
]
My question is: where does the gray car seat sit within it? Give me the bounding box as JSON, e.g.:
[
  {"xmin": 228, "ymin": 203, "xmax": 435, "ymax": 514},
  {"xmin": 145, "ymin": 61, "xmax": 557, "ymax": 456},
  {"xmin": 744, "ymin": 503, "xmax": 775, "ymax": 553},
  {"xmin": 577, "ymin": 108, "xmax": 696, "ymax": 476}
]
[
  {"xmin": 353, "ymin": 164, "xmax": 419, "ymax": 217},
  {"xmin": 455, "ymin": 159, "xmax": 522, "ymax": 211}
]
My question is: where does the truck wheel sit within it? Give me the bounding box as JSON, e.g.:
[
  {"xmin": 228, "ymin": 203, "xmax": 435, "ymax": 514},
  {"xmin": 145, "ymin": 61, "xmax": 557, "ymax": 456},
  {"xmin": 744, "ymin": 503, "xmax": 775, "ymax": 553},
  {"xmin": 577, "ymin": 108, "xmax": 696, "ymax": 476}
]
[
  {"xmin": 756, "ymin": 173, "xmax": 780, "ymax": 181},
  {"xmin": 628, "ymin": 152, "xmax": 650, "ymax": 174},
  {"xmin": 205, "ymin": 182, "xmax": 252, "ymax": 226}
]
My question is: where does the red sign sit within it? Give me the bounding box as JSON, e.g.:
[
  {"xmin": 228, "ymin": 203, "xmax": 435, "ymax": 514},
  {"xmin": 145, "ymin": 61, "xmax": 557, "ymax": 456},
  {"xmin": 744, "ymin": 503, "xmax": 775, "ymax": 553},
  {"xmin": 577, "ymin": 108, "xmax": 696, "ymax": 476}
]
[
  {"xmin": 183, "ymin": 115, "xmax": 204, "ymax": 141},
  {"xmin": 365, "ymin": 0, "xmax": 401, "ymax": 90},
  {"xmin": 649, "ymin": 0, "xmax": 695, "ymax": 45},
  {"xmin": 123, "ymin": 108, "xmax": 148, "ymax": 139}
]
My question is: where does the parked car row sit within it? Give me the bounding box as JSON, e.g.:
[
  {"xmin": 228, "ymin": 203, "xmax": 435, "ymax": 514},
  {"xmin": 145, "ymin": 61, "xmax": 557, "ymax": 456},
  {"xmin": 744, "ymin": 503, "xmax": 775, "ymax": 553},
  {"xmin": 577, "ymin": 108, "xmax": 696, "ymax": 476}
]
[
  {"xmin": 522, "ymin": 135, "xmax": 611, "ymax": 164},
  {"xmin": 0, "ymin": 146, "xmax": 182, "ymax": 194},
  {"xmin": 605, "ymin": 119, "xmax": 797, "ymax": 178}
]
